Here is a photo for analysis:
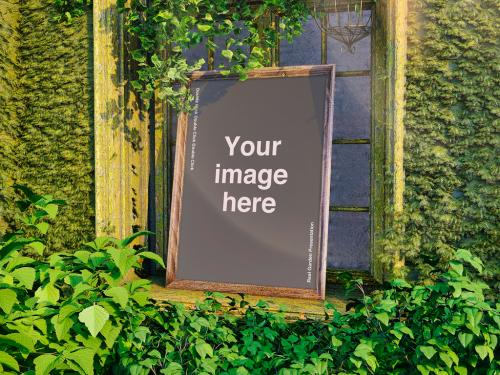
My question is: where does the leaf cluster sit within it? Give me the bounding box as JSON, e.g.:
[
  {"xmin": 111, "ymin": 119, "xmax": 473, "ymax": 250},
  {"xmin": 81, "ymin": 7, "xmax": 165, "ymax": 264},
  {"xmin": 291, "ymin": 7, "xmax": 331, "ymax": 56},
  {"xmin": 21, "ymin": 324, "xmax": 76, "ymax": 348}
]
[
  {"xmin": 133, "ymin": 250, "xmax": 499, "ymax": 375},
  {"xmin": 117, "ymin": 0, "xmax": 308, "ymax": 111},
  {"xmin": 383, "ymin": 0, "xmax": 500, "ymax": 290},
  {"xmin": 1, "ymin": 187, "xmax": 499, "ymax": 374},
  {"xmin": 0, "ymin": 186, "xmax": 164, "ymax": 374}
]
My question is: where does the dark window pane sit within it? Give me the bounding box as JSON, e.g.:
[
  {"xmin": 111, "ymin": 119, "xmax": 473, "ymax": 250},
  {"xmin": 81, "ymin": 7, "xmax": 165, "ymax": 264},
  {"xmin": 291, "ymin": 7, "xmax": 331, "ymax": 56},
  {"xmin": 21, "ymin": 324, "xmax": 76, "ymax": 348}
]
[
  {"xmin": 331, "ymin": 144, "xmax": 370, "ymax": 207},
  {"xmin": 333, "ymin": 76, "xmax": 371, "ymax": 139},
  {"xmin": 326, "ymin": 10, "xmax": 372, "ymax": 71},
  {"xmin": 169, "ymin": 110, "xmax": 178, "ymax": 141},
  {"xmin": 280, "ymin": 17, "xmax": 321, "ymax": 66},
  {"xmin": 328, "ymin": 212, "xmax": 370, "ymax": 270},
  {"xmin": 184, "ymin": 42, "xmax": 208, "ymax": 70}
]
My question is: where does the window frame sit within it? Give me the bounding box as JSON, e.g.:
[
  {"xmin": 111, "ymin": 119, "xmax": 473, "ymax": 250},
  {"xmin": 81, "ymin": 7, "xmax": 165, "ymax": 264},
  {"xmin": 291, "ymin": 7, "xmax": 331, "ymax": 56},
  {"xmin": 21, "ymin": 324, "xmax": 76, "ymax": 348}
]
[{"xmin": 92, "ymin": 0, "xmax": 407, "ymax": 285}]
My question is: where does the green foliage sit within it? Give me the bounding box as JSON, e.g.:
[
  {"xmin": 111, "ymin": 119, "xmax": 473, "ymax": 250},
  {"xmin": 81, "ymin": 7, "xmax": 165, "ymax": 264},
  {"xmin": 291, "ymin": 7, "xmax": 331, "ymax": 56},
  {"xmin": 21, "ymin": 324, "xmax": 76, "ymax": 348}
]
[
  {"xmin": 1, "ymin": 188, "xmax": 499, "ymax": 373},
  {"xmin": 117, "ymin": 0, "xmax": 308, "ymax": 111},
  {"xmin": 122, "ymin": 249, "xmax": 499, "ymax": 374},
  {"xmin": 0, "ymin": 187, "xmax": 162, "ymax": 374},
  {"xmin": 52, "ymin": 0, "xmax": 91, "ymax": 22},
  {"xmin": 384, "ymin": 0, "xmax": 500, "ymax": 288}
]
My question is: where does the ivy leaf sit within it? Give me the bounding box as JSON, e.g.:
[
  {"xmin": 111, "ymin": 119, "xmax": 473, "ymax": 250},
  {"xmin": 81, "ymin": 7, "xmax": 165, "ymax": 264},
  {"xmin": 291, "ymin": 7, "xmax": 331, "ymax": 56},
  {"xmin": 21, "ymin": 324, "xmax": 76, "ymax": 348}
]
[
  {"xmin": 474, "ymin": 345, "xmax": 491, "ymax": 361},
  {"xmin": 78, "ymin": 305, "xmax": 110, "ymax": 337},
  {"xmin": 197, "ymin": 24, "xmax": 212, "ymax": 32},
  {"xmin": 29, "ymin": 241, "xmax": 45, "ymax": 255},
  {"xmin": 12, "ymin": 267, "xmax": 36, "ymax": 289},
  {"xmin": 100, "ymin": 320, "xmax": 122, "ymax": 349},
  {"xmin": 0, "ymin": 333, "xmax": 36, "ymax": 352},
  {"xmin": 131, "ymin": 50, "xmax": 146, "ymax": 63},
  {"xmin": 104, "ymin": 286, "xmax": 129, "ymax": 308},
  {"xmin": 0, "ymin": 289, "xmax": 18, "ymax": 314},
  {"xmin": 375, "ymin": 312, "xmax": 390, "ymax": 326},
  {"xmin": 74, "ymin": 250, "xmax": 91, "ymax": 263},
  {"xmin": 34, "ymin": 354, "xmax": 59, "ymax": 375},
  {"xmin": 195, "ymin": 342, "xmax": 213, "ymax": 359},
  {"xmin": 419, "ymin": 346, "xmax": 437, "ymax": 360},
  {"xmin": 51, "ymin": 315, "xmax": 74, "ymax": 341},
  {"xmin": 35, "ymin": 283, "xmax": 60, "ymax": 304},
  {"xmin": 7, "ymin": 255, "xmax": 36, "ymax": 271},
  {"xmin": 44, "ymin": 204, "xmax": 59, "ymax": 219},
  {"xmin": 439, "ymin": 352, "xmax": 453, "ymax": 368},
  {"xmin": 130, "ymin": 291, "xmax": 150, "ymax": 306},
  {"xmin": 162, "ymin": 362, "xmax": 183, "ymax": 375},
  {"xmin": 138, "ymin": 251, "xmax": 165, "ymax": 268},
  {"xmin": 455, "ymin": 249, "xmax": 483, "ymax": 273},
  {"xmin": 449, "ymin": 260, "xmax": 464, "ymax": 276},
  {"xmin": 35, "ymin": 222, "xmax": 50, "ymax": 234},
  {"xmin": 221, "ymin": 49, "xmax": 234, "ymax": 61},
  {"xmin": 107, "ymin": 247, "xmax": 137, "ymax": 276},
  {"xmin": 458, "ymin": 332, "xmax": 473, "ymax": 348},
  {"xmin": 454, "ymin": 366, "xmax": 467, "ymax": 375},
  {"xmin": 65, "ymin": 348, "xmax": 95, "ymax": 375},
  {"xmin": 0, "ymin": 351, "xmax": 19, "ymax": 371},
  {"xmin": 331, "ymin": 336, "xmax": 342, "ymax": 347},
  {"xmin": 157, "ymin": 10, "xmax": 173, "ymax": 20},
  {"xmin": 151, "ymin": 54, "xmax": 162, "ymax": 68},
  {"xmin": 236, "ymin": 367, "xmax": 249, "ymax": 375},
  {"xmin": 119, "ymin": 230, "xmax": 153, "ymax": 247}
]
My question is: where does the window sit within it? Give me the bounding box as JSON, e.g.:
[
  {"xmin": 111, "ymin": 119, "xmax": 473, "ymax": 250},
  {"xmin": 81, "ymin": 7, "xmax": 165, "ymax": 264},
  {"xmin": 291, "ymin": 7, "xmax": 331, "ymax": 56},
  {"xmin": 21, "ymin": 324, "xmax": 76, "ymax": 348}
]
[
  {"xmin": 93, "ymin": 0, "xmax": 407, "ymax": 288},
  {"xmin": 280, "ymin": 10, "xmax": 373, "ymax": 273},
  {"xmin": 172, "ymin": 5, "xmax": 375, "ymax": 275}
]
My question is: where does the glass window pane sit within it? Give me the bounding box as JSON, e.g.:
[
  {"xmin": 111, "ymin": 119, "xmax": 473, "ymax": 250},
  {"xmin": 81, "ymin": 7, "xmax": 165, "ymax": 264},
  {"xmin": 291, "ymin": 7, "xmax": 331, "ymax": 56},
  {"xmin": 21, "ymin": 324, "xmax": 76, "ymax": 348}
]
[
  {"xmin": 169, "ymin": 110, "xmax": 178, "ymax": 141},
  {"xmin": 331, "ymin": 144, "xmax": 370, "ymax": 207},
  {"xmin": 326, "ymin": 10, "xmax": 372, "ymax": 71},
  {"xmin": 328, "ymin": 212, "xmax": 370, "ymax": 270},
  {"xmin": 184, "ymin": 41, "xmax": 208, "ymax": 70},
  {"xmin": 280, "ymin": 17, "xmax": 321, "ymax": 66},
  {"xmin": 333, "ymin": 76, "xmax": 371, "ymax": 139}
]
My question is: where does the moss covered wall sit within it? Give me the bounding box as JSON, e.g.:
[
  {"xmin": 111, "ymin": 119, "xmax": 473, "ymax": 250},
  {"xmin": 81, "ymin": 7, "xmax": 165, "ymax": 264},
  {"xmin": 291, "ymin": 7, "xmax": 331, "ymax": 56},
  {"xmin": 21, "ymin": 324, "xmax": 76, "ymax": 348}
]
[
  {"xmin": 401, "ymin": 0, "xmax": 499, "ymax": 285},
  {"xmin": 0, "ymin": 0, "xmax": 21, "ymax": 234},
  {"xmin": 0, "ymin": 0, "xmax": 95, "ymax": 251}
]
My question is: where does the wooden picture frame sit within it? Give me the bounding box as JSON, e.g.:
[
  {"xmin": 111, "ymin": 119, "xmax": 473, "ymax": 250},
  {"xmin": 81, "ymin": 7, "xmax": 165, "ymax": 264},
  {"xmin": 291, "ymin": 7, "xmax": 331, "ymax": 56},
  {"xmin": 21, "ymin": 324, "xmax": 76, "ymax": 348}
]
[{"xmin": 166, "ymin": 65, "xmax": 335, "ymax": 300}]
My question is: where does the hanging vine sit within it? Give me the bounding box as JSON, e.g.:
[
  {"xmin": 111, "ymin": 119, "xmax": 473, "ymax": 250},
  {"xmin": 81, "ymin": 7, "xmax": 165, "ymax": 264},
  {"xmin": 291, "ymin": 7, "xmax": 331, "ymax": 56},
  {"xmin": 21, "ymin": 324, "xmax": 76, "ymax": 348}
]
[
  {"xmin": 117, "ymin": 0, "xmax": 309, "ymax": 111},
  {"xmin": 54, "ymin": 0, "xmax": 309, "ymax": 110}
]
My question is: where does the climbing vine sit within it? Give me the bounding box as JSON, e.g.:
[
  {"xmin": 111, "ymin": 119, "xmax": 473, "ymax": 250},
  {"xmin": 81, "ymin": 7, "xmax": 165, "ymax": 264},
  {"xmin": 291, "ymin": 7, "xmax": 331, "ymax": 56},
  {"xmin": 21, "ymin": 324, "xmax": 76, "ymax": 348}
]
[
  {"xmin": 53, "ymin": 0, "xmax": 308, "ymax": 110},
  {"xmin": 383, "ymin": 0, "xmax": 500, "ymax": 289},
  {"xmin": 117, "ymin": 0, "xmax": 309, "ymax": 111}
]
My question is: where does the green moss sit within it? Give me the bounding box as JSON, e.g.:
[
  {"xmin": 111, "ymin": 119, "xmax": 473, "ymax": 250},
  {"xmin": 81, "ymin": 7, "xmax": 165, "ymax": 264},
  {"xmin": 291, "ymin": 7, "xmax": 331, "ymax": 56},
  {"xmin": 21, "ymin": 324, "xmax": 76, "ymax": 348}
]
[
  {"xmin": 14, "ymin": 0, "xmax": 95, "ymax": 251},
  {"xmin": 0, "ymin": 0, "xmax": 21, "ymax": 234},
  {"xmin": 399, "ymin": 0, "xmax": 499, "ymax": 287}
]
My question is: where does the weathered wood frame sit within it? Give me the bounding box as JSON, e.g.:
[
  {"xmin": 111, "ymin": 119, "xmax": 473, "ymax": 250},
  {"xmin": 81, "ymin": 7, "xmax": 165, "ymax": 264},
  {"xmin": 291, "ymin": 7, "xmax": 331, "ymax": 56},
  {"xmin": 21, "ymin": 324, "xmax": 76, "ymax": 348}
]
[
  {"xmin": 166, "ymin": 65, "xmax": 335, "ymax": 300},
  {"xmin": 371, "ymin": 0, "xmax": 407, "ymax": 280},
  {"xmin": 93, "ymin": 0, "xmax": 150, "ymax": 244}
]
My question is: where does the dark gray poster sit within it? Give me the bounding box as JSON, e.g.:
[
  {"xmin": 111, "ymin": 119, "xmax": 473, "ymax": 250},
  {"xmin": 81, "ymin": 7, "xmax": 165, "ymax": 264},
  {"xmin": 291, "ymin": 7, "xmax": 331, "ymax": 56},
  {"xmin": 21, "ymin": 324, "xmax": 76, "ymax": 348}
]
[{"xmin": 171, "ymin": 67, "xmax": 334, "ymax": 295}]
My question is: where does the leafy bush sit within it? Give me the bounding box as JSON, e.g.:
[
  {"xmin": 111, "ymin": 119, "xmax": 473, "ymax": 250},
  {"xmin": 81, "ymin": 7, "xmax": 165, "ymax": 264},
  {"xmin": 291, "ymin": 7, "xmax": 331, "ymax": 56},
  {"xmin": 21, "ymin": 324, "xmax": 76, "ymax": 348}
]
[
  {"xmin": 135, "ymin": 250, "xmax": 499, "ymax": 375},
  {"xmin": 1, "ymin": 187, "xmax": 498, "ymax": 374},
  {"xmin": 394, "ymin": 0, "xmax": 500, "ymax": 288},
  {"xmin": 0, "ymin": 186, "xmax": 164, "ymax": 374}
]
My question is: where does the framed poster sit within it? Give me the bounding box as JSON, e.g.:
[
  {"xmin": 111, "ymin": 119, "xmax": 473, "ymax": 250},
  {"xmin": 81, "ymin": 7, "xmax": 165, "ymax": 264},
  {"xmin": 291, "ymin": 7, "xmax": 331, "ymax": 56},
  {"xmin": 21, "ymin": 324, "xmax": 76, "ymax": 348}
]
[{"xmin": 167, "ymin": 65, "xmax": 335, "ymax": 299}]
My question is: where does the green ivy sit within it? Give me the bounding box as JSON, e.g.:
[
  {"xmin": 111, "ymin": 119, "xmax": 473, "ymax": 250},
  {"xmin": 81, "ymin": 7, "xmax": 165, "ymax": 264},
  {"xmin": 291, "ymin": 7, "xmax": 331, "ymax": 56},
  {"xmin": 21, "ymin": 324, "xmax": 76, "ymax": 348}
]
[
  {"xmin": 0, "ymin": 186, "xmax": 164, "ymax": 374},
  {"xmin": 384, "ymin": 0, "xmax": 499, "ymax": 289},
  {"xmin": 1, "ymin": 188, "xmax": 498, "ymax": 374},
  {"xmin": 117, "ymin": 0, "xmax": 309, "ymax": 111}
]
